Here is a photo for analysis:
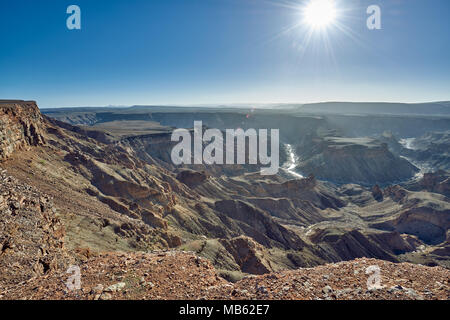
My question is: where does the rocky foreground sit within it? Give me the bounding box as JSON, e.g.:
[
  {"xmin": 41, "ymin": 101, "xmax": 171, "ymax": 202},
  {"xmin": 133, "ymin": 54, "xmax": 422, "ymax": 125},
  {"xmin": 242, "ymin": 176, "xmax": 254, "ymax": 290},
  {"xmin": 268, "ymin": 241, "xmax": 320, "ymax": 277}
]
[{"xmin": 0, "ymin": 251, "xmax": 448, "ymax": 300}]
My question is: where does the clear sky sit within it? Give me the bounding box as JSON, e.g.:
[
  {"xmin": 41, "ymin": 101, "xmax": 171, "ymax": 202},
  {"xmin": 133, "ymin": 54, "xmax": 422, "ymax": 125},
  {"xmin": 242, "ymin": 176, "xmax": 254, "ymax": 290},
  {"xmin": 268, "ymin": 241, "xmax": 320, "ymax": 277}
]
[{"xmin": 0, "ymin": 0, "xmax": 449, "ymax": 107}]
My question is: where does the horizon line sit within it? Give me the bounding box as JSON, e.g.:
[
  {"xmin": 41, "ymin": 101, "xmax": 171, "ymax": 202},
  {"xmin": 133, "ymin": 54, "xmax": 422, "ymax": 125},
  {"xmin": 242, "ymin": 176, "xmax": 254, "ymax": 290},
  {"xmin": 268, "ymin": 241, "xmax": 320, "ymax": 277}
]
[{"xmin": 37, "ymin": 99, "xmax": 450, "ymax": 110}]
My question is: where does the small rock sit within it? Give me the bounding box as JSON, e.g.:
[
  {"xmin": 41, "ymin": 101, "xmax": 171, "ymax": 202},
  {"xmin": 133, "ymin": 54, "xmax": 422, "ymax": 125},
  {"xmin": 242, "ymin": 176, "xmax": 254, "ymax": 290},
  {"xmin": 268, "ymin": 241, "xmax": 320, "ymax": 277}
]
[
  {"xmin": 99, "ymin": 292, "xmax": 112, "ymax": 300},
  {"xmin": 405, "ymin": 288, "xmax": 424, "ymax": 300},
  {"xmin": 90, "ymin": 284, "xmax": 104, "ymax": 295},
  {"xmin": 353, "ymin": 288, "xmax": 362, "ymax": 295},
  {"xmin": 322, "ymin": 285, "xmax": 333, "ymax": 294},
  {"xmin": 256, "ymin": 285, "xmax": 268, "ymax": 294},
  {"xmin": 104, "ymin": 282, "xmax": 126, "ymax": 293}
]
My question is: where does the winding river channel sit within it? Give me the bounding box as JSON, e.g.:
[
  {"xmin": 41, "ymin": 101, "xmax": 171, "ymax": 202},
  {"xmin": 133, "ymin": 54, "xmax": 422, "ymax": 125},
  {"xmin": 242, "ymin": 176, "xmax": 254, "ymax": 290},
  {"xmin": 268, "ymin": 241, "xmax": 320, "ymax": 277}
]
[{"xmin": 282, "ymin": 144, "xmax": 304, "ymax": 179}]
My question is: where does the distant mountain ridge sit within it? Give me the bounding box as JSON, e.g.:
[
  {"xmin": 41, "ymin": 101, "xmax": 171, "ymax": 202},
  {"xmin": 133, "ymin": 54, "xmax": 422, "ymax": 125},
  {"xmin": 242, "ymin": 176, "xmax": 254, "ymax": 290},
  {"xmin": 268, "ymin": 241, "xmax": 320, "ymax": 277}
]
[
  {"xmin": 40, "ymin": 101, "xmax": 450, "ymax": 118},
  {"xmin": 297, "ymin": 101, "xmax": 450, "ymax": 116}
]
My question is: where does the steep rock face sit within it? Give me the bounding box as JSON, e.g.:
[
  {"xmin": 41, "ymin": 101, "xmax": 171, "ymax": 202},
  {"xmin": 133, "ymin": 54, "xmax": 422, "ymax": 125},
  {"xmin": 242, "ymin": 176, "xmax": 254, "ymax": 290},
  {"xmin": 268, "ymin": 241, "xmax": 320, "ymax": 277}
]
[
  {"xmin": 296, "ymin": 137, "xmax": 419, "ymax": 185},
  {"xmin": 0, "ymin": 100, "xmax": 45, "ymax": 160}
]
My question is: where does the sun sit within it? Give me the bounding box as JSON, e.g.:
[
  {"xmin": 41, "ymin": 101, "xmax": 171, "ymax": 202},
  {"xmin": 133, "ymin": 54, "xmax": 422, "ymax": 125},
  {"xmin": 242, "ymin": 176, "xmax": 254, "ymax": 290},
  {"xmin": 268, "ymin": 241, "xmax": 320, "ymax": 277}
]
[{"xmin": 303, "ymin": 0, "xmax": 337, "ymax": 29}]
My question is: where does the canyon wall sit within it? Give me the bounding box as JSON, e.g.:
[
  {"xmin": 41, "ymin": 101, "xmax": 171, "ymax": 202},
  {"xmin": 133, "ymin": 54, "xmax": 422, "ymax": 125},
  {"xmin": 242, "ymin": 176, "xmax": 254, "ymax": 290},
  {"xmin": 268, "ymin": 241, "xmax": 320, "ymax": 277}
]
[{"xmin": 0, "ymin": 100, "xmax": 45, "ymax": 160}]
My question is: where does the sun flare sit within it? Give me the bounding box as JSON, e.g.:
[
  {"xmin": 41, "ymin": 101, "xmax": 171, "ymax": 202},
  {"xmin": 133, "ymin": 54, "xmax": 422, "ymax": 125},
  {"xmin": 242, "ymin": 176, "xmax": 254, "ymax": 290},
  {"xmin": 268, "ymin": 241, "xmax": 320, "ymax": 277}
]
[{"xmin": 303, "ymin": 0, "xmax": 337, "ymax": 29}]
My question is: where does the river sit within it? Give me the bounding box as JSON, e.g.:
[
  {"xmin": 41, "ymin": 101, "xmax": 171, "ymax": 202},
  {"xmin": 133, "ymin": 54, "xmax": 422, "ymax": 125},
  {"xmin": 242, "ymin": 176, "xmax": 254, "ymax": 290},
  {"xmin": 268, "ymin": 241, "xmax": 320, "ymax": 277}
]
[{"xmin": 282, "ymin": 144, "xmax": 304, "ymax": 179}]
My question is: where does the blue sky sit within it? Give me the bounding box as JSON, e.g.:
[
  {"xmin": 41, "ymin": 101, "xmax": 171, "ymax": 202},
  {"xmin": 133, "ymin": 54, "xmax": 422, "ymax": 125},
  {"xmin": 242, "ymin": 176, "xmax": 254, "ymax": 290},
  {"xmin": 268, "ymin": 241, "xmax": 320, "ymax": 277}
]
[{"xmin": 0, "ymin": 0, "xmax": 449, "ymax": 107}]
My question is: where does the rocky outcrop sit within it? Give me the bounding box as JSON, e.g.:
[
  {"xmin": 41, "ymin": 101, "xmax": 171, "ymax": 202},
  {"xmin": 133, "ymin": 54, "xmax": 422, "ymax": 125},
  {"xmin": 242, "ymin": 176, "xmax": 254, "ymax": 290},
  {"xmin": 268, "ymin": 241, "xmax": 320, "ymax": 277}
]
[
  {"xmin": 405, "ymin": 171, "xmax": 450, "ymax": 198},
  {"xmin": 420, "ymin": 171, "xmax": 450, "ymax": 197},
  {"xmin": 371, "ymin": 185, "xmax": 384, "ymax": 201},
  {"xmin": 384, "ymin": 185, "xmax": 409, "ymax": 202},
  {"xmin": 0, "ymin": 169, "xmax": 69, "ymax": 287},
  {"xmin": 0, "ymin": 100, "xmax": 45, "ymax": 160},
  {"xmin": 230, "ymin": 174, "xmax": 346, "ymax": 212},
  {"xmin": 176, "ymin": 169, "xmax": 209, "ymax": 188},
  {"xmin": 371, "ymin": 187, "xmax": 450, "ymax": 245},
  {"xmin": 219, "ymin": 236, "xmax": 273, "ymax": 275}
]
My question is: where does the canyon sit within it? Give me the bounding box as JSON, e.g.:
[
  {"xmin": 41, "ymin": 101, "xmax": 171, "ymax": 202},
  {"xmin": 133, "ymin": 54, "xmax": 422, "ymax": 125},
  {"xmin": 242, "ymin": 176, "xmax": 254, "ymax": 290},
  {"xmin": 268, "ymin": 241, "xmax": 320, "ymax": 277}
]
[{"xmin": 0, "ymin": 100, "xmax": 448, "ymax": 300}]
